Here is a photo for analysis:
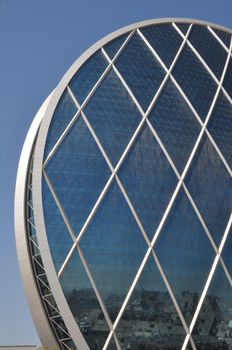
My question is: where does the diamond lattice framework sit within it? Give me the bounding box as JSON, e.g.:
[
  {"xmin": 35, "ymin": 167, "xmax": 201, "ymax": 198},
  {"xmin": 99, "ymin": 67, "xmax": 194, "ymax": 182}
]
[{"xmin": 15, "ymin": 19, "xmax": 232, "ymax": 350}]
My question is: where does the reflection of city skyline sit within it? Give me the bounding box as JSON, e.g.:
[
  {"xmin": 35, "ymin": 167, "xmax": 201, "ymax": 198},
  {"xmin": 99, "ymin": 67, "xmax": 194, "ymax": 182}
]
[{"xmin": 64, "ymin": 287, "xmax": 232, "ymax": 350}]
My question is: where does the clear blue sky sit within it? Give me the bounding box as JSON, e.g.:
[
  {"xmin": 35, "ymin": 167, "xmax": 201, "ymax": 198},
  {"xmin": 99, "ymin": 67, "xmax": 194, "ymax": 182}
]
[{"xmin": 0, "ymin": 0, "xmax": 232, "ymax": 345}]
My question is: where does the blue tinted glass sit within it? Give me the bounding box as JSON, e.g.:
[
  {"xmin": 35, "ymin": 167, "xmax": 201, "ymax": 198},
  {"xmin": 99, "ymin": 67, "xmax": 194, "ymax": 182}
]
[
  {"xmin": 148, "ymin": 79, "xmax": 201, "ymax": 173},
  {"xmin": 188, "ymin": 25, "xmax": 227, "ymax": 79},
  {"xmin": 69, "ymin": 50, "xmax": 108, "ymax": 105},
  {"xmin": 115, "ymin": 255, "xmax": 186, "ymax": 349},
  {"xmin": 154, "ymin": 188, "xmax": 215, "ymax": 325},
  {"xmin": 141, "ymin": 24, "xmax": 183, "ymax": 67},
  {"xmin": 107, "ymin": 339, "xmax": 117, "ymax": 350},
  {"xmin": 45, "ymin": 116, "xmax": 111, "ymax": 236},
  {"xmin": 176, "ymin": 23, "xmax": 190, "ymax": 34},
  {"xmin": 207, "ymin": 91, "xmax": 232, "ymax": 169},
  {"xmin": 42, "ymin": 176, "xmax": 73, "ymax": 272},
  {"xmin": 44, "ymin": 89, "xmax": 78, "ymax": 159},
  {"xmin": 222, "ymin": 227, "xmax": 232, "ymax": 277},
  {"xmin": 79, "ymin": 180, "xmax": 147, "ymax": 321},
  {"xmin": 213, "ymin": 28, "xmax": 231, "ymax": 48},
  {"xmin": 103, "ymin": 33, "xmax": 129, "ymax": 60},
  {"xmin": 223, "ymin": 57, "xmax": 232, "ymax": 99},
  {"xmin": 185, "ymin": 134, "xmax": 232, "ymax": 247},
  {"xmin": 115, "ymin": 32, "xmax": 165, "ymax": 111},
  {"xmin": 118, "ymin": 124, "xmax": 178, "ymax": 240},
  {"xmin": 192, "ymin": 263, "xmax": 232, "ymax": 348},
  {"xmin": 84, "ymin": 69, "xmax": 142, "ymax": 166},
  {"xmin": 60, "ymin": 249, "xmax": 110, "ymax": 349},
  {"xmin": 173, "ymin": 46, "xmax": 217, "ymax": 121}
]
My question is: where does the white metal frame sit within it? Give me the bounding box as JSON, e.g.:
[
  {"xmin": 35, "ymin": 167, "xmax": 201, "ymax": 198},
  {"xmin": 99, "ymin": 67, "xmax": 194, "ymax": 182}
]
[{"xmin": 16, "ymin": 18, "xmax": 232, "ymax": 350}]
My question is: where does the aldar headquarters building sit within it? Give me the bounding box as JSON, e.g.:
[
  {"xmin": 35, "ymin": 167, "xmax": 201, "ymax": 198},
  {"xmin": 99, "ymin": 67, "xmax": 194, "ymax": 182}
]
[{"xmin": 15, "ymin": 18, "xmax": 232, "ymax": 350}]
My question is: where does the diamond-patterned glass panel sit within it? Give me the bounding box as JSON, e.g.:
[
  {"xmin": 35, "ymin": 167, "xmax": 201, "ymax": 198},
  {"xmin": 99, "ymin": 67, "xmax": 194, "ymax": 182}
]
[
  {"xmin": 192, "ymin": 263, "xmax": 232, "ymax": 349},
  {"xmin": 213, "ymin": 27, "xmax": 231, "ymax": 48},
  {"xmin": 185, "ymin": 134, "xmax": 232, "ymax": 247},
  {"xmin": 44, "ymin": 89, "xmax": 78, "ymax": 159},
  {"xmin": 69, "ymin": 50, "xmax": 108, "ymax": 105},
  {"xmin": 141, "ymin": 24, "xmax": 183, "ymax": 67},
  {"xmin": 115, "ymin": 32, "xmax": 165, "ymax": 111},
  {"xmin": 118, "ymin": 124, "xmax": 178, "ymax": 240},
  {"xmin": 148, "ymin": 79, "xmax": 201, "ymax": 173},
  {"xmin": 176, "ymin": 23, "xmax": 190, "ymax": 34},
  {"xmin": 115, "ymin": 254, "xmax": 186, "ymax": 350},
  {"xmin": 45, "ymin": 116, "xmax": 111, "ymax": 236},
  {"xmin": 84, "ymin": 69, "xmax": 142, "ymax": 166},
  {"xmin": 103, "ymin": 33, "xmax": 129, "ymax": 60},
  {"xmin": 207, "ymin": 91, "xmax": 232, "ymax": 169},
  {"xmin": 79, "ymin": 180, "xmax": 147, "ymax": 321},
  {"xmin": 60, "ymin": 249, "xmax": 110, "ymax": 349},
  {"xmin": 42, "ymin": 176, "xmax": 73, "ymax": 272},
  {"xmin": 172, "ymin": 45, "xmax": 217, "ymax": 121},
  {"xmin": 221, "ymin": 226, "xmax": 232, "ymax": 278},
  {"xmin": 188, "ymin": 25, "xmax": 227, "ymax": 79},
  {"xmin": 154, "ymin": 188, "xmax": 215, "ymax": 325},
  {"xmin": 223, "ymin": 57, "xmax": 232, "ymax": 99}
]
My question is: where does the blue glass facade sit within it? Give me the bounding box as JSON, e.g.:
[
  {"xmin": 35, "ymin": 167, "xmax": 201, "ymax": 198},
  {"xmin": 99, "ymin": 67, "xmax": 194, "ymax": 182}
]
[{"xmin": 27, "ymin": 20, "xmax": 232, "ymax": 350}]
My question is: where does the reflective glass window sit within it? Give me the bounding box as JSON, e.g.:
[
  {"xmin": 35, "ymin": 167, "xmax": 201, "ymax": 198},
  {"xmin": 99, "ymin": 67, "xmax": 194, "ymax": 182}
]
[
  {"xmin": 176, "ymin": 23, "xmax": 190, "ymax": 34},
  {"xmin": 69, "ymin": 50, "xmax": 108, "ymax": 105},
  {"xmin": 207, "ymin": 91, "xmax": 232, "ymax": 169},
  {"xmin": 84, "ymin": 69, "xmax": 142, "ymax": 166},
  {"xmin": 118, "ymin": 124, "xmax": 178, "ymax": 240},
  {"xmin": 45, "ymin": 116, "xmax": 111, "ymax": 237},
  {"xmin": 44, "ymin": 88, "xmax": 77, "ymax": 159},
  {"xmin": 42, "ymin": 177, "xmax": 74, "ymax": 272},
  {"xmin": 141, "ymin": 24, "xmax": 183, "ymax": 67},
  {"xmin": 223, "ymin": 57, "xmax": 232, "ymax": 99},
  {"xmin": 60, "ymin": 250, "xmax": 110, "ymax": 349},
  {"xmin": 173, "ymin": 46, "xmax": 217, "ymax": 121},
  {"xmin": 213, "ymin": 28, "xmax": 231, "ymax": 48},
  {"xmin": 192, "ymin": 263, "xmax": 232, "ymax": 349},
  {"xmin": 148, "ymin": 78, "xmax": 201, "ymax": 173},
  {"xmin": 185, "ymin": 134, "xmax": 232, "ymax": 247},
  {"xmin": 188, "ymin": 25, "xmax": 227, "ymax": 79},
  {"xmin": 221, "ymin": 227, "xmax": 232, "ymax": 278},
  {"xmin": 79, "ymin": 180, "xmax": 147, "ymax": 321},
  {"xmin": 115, "ymin": 254, "xmax": 186, "ymax": 350},
  {"xmin": 115, "ymin": 32, "xmax": 165, "ymax": 111},
  {"xmin": 103, "ymin": 33, "xmax": 129, "ymax": 60},
  {"xmin": 154, "ymin": 187, "xmax": 215, "ymax": 325}
]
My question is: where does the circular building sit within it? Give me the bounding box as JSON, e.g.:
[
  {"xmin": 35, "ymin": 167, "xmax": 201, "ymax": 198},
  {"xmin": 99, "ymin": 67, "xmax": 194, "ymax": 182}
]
[{"xmin": 15, "ymin": 18, "xmax": 232, "ymax": 350}]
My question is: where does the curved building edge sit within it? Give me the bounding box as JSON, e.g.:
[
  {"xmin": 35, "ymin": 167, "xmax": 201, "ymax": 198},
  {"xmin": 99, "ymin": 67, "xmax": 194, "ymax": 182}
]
[{"xmin": 14, "ymin": 93, "xmax": 59, "ymax": 349}]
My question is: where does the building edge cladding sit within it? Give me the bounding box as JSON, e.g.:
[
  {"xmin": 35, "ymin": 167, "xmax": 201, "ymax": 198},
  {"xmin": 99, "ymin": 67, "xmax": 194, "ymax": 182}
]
[
  {"xmin": 14, "ymin": 94, "xmax": 59, "ymax": 349},
  {"xmin": 15, "ymin": 18, "xmax": 232, "ymax": 350}
]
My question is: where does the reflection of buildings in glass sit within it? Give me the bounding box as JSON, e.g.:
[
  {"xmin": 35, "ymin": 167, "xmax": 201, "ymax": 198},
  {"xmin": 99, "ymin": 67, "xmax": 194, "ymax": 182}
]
[{"xmin": 15, "ymin": 19, "xmax": 232, "ymax": 350}]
